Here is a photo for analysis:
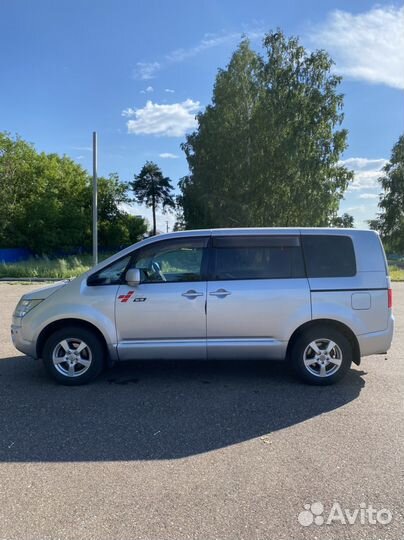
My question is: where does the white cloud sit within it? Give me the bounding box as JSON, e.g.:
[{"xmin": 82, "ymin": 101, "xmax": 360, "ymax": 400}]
[
  {"xmin": 133, "ymin": 26, "xmax": 264, "ymax": 81},
  {"xmin": 140, "ymin": 86, "xmax": 154, "ymax": 94},
  {"xmin": 165, "ymin": 88, "xmax": 175, "ymax": 93},
  {"xmin": 347, "ymin": 170, "xmax": 380, "ymax": 191},
  {"xmin": 339, "ymin": 156, "xmax": 387, "ymax": 227},
  {"xmin": 159, "ymin": 152, "xmax": 179, "ymax": 159},
  {"xmin": 311, "ymin": 6, "xmax": 404, "ymax": 89},
  {"xmin": 72, "ymin": 146, "xmax": 92, "ymax": 152},
  {"xmin": 346, "ymin": 205, "xmax": 367, "ymax": 214},
  {"xmin": 121, "ymin": 107, "xmax": 136, "ymax": 118},
  {"xmin": 133, "ymin": 62, "xmax": 160, "ymax": 80},
  {"xmin": 341, "ymin": 157, "xmax": 387, "ymax": 170},
  {"xmin": 340, "ymin": 157, "xmax": 387, "ymax": 191},
  {"xmin": 123, "ymin": 99, "xmax": 200, "ymax": 137},
  {"xmin": 166, "ymin": 31, "xmax": 250, "ymax": 63}
]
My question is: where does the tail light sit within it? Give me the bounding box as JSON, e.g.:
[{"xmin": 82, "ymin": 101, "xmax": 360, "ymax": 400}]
[{"xmin": 388, "ymin": 288, "xmax": 393, "ymax": 309}]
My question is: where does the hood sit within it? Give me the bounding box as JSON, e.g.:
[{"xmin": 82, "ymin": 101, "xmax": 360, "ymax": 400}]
[{"xmin": 22, "ymin": 280, "xmax": 69, "ymax": 300}]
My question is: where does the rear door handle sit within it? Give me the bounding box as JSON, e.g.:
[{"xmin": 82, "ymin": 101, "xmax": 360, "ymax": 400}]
[
  {"xmin": 182, "ymin": 290, "xmax": 204, "ymax": 299},
  {"xmin": 209, "ymin": 289, "xmax": 231, "ymax": 297}
]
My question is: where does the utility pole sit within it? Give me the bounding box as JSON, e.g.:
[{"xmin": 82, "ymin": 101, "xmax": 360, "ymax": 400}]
[
  {"xmin": 166, "ymin": 221, "xmax": 169, "ymax": 233},
  {"xmin": 151, "ymin": 174, "xmax": 156, "ymax": 236},
  {"xmin": 92, "ymin": 131, "xmax": 98, "ymax": 266}
]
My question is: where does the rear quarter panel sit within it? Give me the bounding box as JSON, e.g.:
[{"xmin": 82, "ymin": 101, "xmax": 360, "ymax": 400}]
[{"xmin": 304, "ymin": 230, "xmax": 390, "ymax": 336}]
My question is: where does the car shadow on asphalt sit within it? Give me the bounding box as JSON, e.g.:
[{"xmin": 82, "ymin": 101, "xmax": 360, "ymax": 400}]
[{"xmin": 0, "ymin": 356, "xmax": 366, "ymax": 462}]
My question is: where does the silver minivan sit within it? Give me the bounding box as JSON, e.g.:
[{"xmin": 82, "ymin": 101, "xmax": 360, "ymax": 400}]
[{"xmin": 11, "ymin": 228, "xmax": 394, "ymax": 385}]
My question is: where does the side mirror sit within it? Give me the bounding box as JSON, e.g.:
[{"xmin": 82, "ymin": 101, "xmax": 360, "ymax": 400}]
[{"xmin": 125, "ymin": 268, "xmax": 141, "ymax": 286}]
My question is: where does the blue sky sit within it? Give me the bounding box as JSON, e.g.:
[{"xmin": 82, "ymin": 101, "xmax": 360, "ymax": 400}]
[{"xmin": 1, "ymin": 0, "xmax": 403, "ymax": 230}]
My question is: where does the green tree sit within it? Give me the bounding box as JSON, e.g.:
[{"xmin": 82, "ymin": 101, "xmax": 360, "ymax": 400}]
[
  {"xmin": 173, "ymin": 177, "xmax": 188, "ymax": 231},
  {"xmin": 97, "ymin": 173, "xmax": 131, "ymax": 221},
  {"xmin": 0, "ymin": 132, "xmax": 147, "ymax": 253},
  {"xmin": 0, "ymin": 134, "xmax": 90, "ymax": 253},
  {"xmin": 369, "ymin": 135, "xmax": 404, "ymax": 253},
  {"xmin": 180, "ymin": 32, "xmax": 353, "ymax": 228},
  {"xmin": 330, "ymin": 213, "xmax": 355, "ymax": 228},
  {"xmin": 131, "ymin": 161, "xmax": 175, "ymax": 235},
  {"xmin": 94, "ymin": 173, "xmax": 147, "ymax": 249},
  {"xmin": 0, "ymin": 132, "xmax": 39, "ymax": 246},
  {"xmin": 26, "ymin": 153, "xmax": 90, "ymax": 253}
]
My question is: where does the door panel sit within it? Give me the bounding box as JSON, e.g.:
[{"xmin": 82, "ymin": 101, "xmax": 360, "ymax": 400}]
[
  {"xmin": 115, "ymin": 236, "xmax": 209, "ymax": 360},
  {"xmin": 206, "ymin": 235, "xmax": 311, "ymax": 359},
  {"xmin": 116, "ymin": 282, "xmax": 207, "ymax": 360},
  {"xmin": 207, "ymin": 279, "xmax": 311, "ymax": 359}
]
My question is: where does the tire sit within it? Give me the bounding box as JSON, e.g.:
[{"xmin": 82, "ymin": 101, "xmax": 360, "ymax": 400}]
[
  {"xmin": 291, "ymin": 325, "xmax": 352, "ymax": 385},
  {"xmin": 42, "ymin": 325, "xmax": 105, "ymax": 385}
]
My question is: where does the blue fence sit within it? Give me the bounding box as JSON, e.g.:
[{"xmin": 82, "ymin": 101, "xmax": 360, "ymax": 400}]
[
  {"xmin": 0, "ymin": 248, "xmax": 32, "ymax": 263},
  {"xmin": 0, "ymin": 247, "xmax": 119, "ymax": 263}
]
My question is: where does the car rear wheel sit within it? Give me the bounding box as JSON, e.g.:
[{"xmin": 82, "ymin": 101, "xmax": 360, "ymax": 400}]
[
  {"xmin": 291, "ymin": 325, "xmax": 352, "ymax": 385},
  {"xmin": 42, "ymin": 326, "xmax": 104, "ymax": 385}
]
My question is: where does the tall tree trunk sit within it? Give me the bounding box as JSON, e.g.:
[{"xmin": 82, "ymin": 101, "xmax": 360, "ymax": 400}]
[{"xmin": 152, "ymin": 204, "xmax": 156, "ymax": 235}]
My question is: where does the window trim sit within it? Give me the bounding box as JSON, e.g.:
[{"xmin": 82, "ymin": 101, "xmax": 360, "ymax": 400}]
[
  {"xmin": 211, "ymin": 235, "xmax": 301, "ymax": 248},
  {"xmin": 87, "ymin": 233, "xmax": 357, "ymax": 286}
]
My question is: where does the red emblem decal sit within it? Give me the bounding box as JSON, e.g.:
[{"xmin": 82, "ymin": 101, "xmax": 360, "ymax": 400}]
[{"xmin": 118, "ymin": 291, "xmax": 134, "ymax": 303}]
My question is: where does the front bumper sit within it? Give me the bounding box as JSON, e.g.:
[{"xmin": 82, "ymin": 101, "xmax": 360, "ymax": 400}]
[
  {"xmin": 357, "ymin": 315, "xmax": 395, "ymax": 357},
  {"xmin": 11, "ymin": 322, "xmax": 37, "ymax": 358}
]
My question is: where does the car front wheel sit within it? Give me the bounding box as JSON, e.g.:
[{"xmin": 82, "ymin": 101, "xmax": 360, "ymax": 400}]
[{"xmin": 42, "ymin": 326, "xmax": 104, "ymax": 385}]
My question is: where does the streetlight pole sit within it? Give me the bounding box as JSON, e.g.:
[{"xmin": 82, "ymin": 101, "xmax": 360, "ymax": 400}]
[{"xmin": 92, "ymin": 131, "xmax": 98, "ymax": 266}]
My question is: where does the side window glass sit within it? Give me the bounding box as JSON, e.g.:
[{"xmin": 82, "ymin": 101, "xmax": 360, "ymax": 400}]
[
  {"xmin": 132, "ymin": 238, "xmax": 208, "ymax": 283},
  {"xmin": 302, "ymin": 235, "xmax": 356, "ymax": 277},
  {"xmin": 87, "ymin": 255, "xmax": 131, "ymax": 286},
  {"xmin": 211, "ymin": 236, "xmax": 305, "ymax": 280}
]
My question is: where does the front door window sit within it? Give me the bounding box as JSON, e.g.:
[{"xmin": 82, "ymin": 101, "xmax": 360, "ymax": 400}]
[{"xmin": 131, "ymin": 237, "xmax": 208, "ymax": 283}]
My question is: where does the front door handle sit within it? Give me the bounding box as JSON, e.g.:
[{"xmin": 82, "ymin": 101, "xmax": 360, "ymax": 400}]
[
  {"xmin": 209, "ymin": 289, "xmax": 231, "ymax": 297},
  {"xmin": 182, "ymin": 290, "xmax": 204, "ymax": 299}
]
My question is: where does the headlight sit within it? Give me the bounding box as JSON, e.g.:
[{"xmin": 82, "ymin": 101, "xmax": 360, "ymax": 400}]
[{"xmin": 13, "ymin": 299, "xmax": 44, "ymax": 318}]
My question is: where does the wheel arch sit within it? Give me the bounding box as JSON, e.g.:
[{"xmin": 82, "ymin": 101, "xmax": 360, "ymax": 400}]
[
  {"xmin": 286, "ymin": 319, "xmax": 361, "ymax": 366},
  {"xmin": 36, "ymin": 318, "xmax": 110, "ymax": 361}
]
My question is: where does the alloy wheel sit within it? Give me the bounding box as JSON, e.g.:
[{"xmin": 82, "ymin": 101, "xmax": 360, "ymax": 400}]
[
  {"xmin": 52, "ymin": 338, "xmax": 93, "ymax": 377},
  {"xmin": 303, "ymin": 338, "xmax": 343, "ymax": 378}
]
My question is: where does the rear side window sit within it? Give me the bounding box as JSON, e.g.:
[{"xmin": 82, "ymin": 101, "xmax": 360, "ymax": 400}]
[
  {"xmin": 211, "ymin": 236, "xmax": 305, "ymax": 280},
  {"xmin": 302, "ymin": 235, "xmax": 356, "ymax": 278}
]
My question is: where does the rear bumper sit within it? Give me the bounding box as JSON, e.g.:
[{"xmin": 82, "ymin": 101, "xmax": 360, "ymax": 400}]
[
  {"xmin": 357, "ymin": 315, "xmax": 395, "ymax": 357},
  {"xmin": 11, "ymin": 323, "xmax": 37, "ymax": 358}
]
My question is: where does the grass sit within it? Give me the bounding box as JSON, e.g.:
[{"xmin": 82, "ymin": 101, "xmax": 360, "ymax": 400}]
[
  {"xmin": 1, "ymin": 255, "xmax": 404, "ymax": 281},
  {"xmin": 388, "ymin": 265, "xmax": 404, "ymax": 282},
  {"xmin": 0, "ymin": 255, "xmax": 96, "ymax": 279}
]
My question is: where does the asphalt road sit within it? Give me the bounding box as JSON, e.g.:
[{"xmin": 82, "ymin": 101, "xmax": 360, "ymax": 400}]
[{"xmin": 0, "ymin": 283, "xmax": 402, "ymax": 540}]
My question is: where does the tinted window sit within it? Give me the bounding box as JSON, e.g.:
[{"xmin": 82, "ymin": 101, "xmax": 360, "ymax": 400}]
[
  {"xmin": 87, "ymin": 255, "xmax": 131, "ymax": 286},
  {"xmin": 211, "ymin": 236, "xmax": 305, "ymax": 280},
  {"xmin": 302, "ymin": 235, "xmax": 356, "ymax": 278},
  {"xmin": 132, "ymin": 237, "xmax": 209, "ymax": 283}
]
